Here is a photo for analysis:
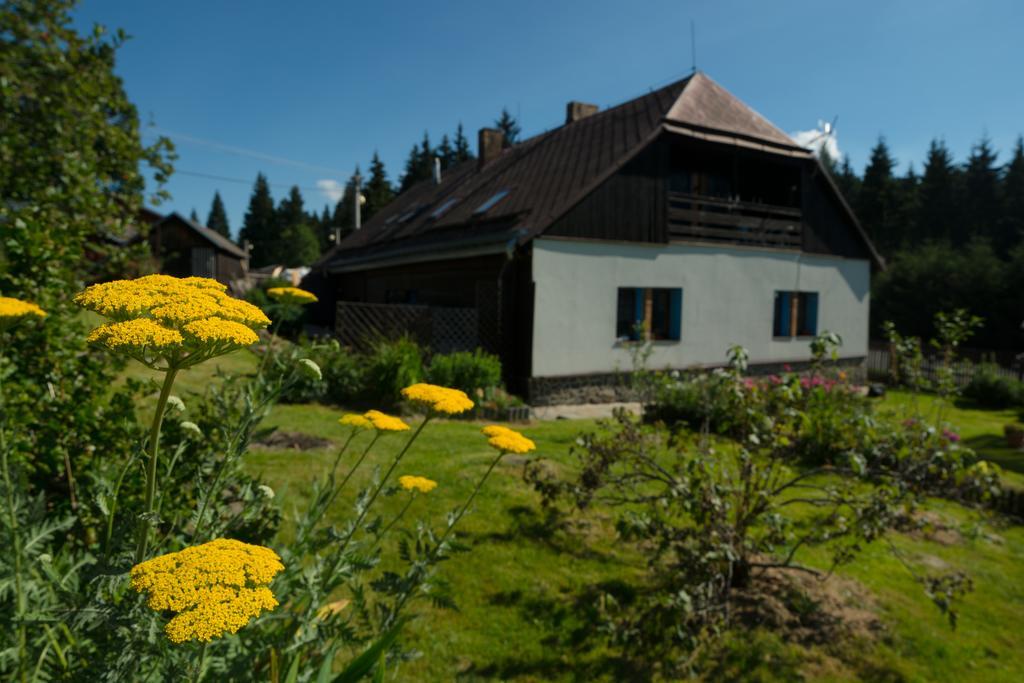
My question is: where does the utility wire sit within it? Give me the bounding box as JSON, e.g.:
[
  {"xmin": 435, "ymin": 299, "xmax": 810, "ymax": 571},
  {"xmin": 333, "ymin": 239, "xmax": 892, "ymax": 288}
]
[
  {"xmin": 144, "ymin": 127, "xmax": 349, "ymax": 176},
  {"xmin": 174, "ymin": 169, "xmax": 328, "ymax": 195}
]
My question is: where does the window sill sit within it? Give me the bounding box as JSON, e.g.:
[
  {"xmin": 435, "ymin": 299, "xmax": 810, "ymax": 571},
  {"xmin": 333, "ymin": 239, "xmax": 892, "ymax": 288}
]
[
  {"xmin": 772, "ymin": 335, "xmax": 817, "ymax": 341},
  {"xmin": 614, "ymin": 339, "xmax": 681, "ymax": 347}
]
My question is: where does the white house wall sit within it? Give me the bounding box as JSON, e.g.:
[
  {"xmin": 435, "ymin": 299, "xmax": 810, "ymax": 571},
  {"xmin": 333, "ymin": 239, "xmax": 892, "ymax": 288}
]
[{"xmin": 530, "ymin": 238, "xmax": 871, "ymax": 378}]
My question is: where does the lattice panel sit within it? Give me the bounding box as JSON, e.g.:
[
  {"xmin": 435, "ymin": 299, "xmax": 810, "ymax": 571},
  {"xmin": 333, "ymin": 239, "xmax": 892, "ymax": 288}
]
[{"xmin": 336, "ymin": 301, "xmax": 484, "ymax": 354}]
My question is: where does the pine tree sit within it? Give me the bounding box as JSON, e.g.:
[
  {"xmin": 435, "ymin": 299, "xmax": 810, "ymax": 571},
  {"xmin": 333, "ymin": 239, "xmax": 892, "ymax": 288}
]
[
  {"xmin": 962, "ymin": 136, "xmax": 1001, "ymax": 245},
  {"xmin": 437, "ymin": 134, "xmax": 455, "ymax": 169},
  {"xmin": 206, "ymin": 191, "xmax": 230, "ymax": 237},
  {"xmin": 277, "ymin": 185, "xmax": 306, "ymax": 233},
  {"xmin": 916, "ymin": 139, "xmax": 960, "ymax": 244},
  {"xmin": 453, "ymin": 122, "xmax": 473, "ymax": 162},
  {"xmin": 834, "ymin": 156, "xmax": 861, "ymax": 208},
  {"xmin": 189, "ymin": 208, "xmax": 199, "ymax": 223},
  {"xmin": 856, "ymin": 138, "xmax": 899, "ymax": 253},
  {"xmin": 400, "ymin": 133, "xmax": 434, "ymax": 192},
  {"xmin": 239, "ymin": 173, "xmax": 277, "ymax": 267},
  {"xmin": 273, "ymin": 186, "xmax": 320, "ymax": 265},
  {"xmin": 494, "ymin": 107, "xmax": 521, "ymax": 148},
  {"xmin": 893, "ymin": 163, "xmax": 920, "ymax": 248},
  {"xmin": 363, "ymin": 152, "xmax": 395, "ymax": 221},
  {"xmin": 1000, "ymin": 136, "xmax": 1024, "ymax": 250}
]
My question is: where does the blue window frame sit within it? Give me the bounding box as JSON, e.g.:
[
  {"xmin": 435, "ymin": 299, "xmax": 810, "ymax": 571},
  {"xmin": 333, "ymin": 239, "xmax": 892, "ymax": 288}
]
[
  {"xmin": 773, "ymin": 291, "xmax": 818, "ymax": 337},
  {"xmin": 616, "ymin": 287, "xmax": 682, "ymax": 341}
]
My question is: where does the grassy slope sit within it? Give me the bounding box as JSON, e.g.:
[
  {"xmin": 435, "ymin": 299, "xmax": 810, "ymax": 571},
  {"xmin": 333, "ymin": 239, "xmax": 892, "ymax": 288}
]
[{"xmin": 128, "ymin": 354, "xmax": 1024, "ymax": 681}]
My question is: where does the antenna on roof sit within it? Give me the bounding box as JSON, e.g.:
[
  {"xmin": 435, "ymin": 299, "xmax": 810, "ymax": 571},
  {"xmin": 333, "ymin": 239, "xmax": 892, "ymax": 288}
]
[{"xmin": 690, "ymin": 20, "xmax": 697, "ymax": 73}]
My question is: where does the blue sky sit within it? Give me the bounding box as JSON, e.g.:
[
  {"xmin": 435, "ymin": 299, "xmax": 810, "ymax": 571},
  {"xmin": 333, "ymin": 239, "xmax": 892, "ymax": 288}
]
[{"xmin": 75, "ymin": 0, "xmax": 1024, "ymax": 237}]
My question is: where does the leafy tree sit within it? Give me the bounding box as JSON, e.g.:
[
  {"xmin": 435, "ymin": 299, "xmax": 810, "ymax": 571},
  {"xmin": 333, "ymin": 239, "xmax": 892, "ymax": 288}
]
[
  {"xmin": 961, "ymin": 136, "xmax": 1001, "ymax": 245},
  {"xmin": 916, "ymin": 139, "xmax": 961, "ymax": 244},
  {"xmin": 856, "ymin": 138, "xmax": 900, "ymax": 254},
  {"xmin": 998, "ymin": 136, "xmax": 1024, "ymax": 251},
  {"xmin": 206, "ymin": 190, "xmax": 230, "ymax": 237},
  {"xmin": 494, "ymin": 107, "xmax": 521, "ymax": 148},
  {"xmin": 363, "ymin": 152, "xmax": 394, "ymax": 221},
  {"xmin": 239, "ymin": 173, "xmax": 276, "ymax": 267},
  {"xmin": 453, "ymin": 122, "xmax": 473, "ymax": 162}
]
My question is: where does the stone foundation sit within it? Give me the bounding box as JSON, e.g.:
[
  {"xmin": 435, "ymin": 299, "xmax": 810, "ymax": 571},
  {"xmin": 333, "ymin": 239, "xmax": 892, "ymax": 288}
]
[{"xmin": 527, "ymin": 356, "xmax": 868, "ymax": 406}]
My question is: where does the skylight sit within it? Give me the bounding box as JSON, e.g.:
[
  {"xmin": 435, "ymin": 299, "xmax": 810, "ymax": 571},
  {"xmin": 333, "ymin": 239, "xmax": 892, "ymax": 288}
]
[
  {"xmin": 473, "ymin": 189, "xmax": 510, "ymax": 215},
  {"xmin": 397, "ymin": 204, "xmax": 425, "ymax": 223},
  {"xmin": 430, "ymin": 197, "xmax": 458, "ymax": 220}
]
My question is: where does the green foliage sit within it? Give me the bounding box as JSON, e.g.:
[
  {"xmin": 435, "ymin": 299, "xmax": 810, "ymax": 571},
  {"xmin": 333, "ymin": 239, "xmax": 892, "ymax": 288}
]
[
  {"xmin": 365, "ymin": 336, "xmax": 424, "ymax": 407},
  {"xmin": 494, "ymin": 107, "xmax": 521, "ymax": 147},
  {"xmin": 206, "ymin": 190, "xmax": 231, "ymax": 237},
  {"xmin": 271, "ymin": 338, "xmax": 366, "ymax": 406},
  {"xmin": 963, "ymin": 363, "xmax": 1024, "ymax": 409},
  {"xmin": 426, "ymin": 349, "xmax": 502, "ymax": 398},
  {"xmin": 239, "ymin": 173, "xmax": 277, "ymax": 267}
]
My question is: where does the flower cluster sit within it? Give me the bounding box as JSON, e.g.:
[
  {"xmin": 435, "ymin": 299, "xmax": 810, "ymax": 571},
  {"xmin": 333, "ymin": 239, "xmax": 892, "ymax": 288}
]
[
  {"xmin": 398, "ymin": 475, "xmax": 438, "ymax": 493},
  {"xmin": 130, "ymin": 538, "xmax": 284, "ymax": 643},
  {"xmin": 0, "ymin": 296, "xmax": 47, "ymax": 321},
  {"xmin": 401, "ymin": 383, "xmax": 474, "ymax": 415},
  {"xmin": 364, "ymin": 409, "xmax": 410, "ymax": 432},
  {"xmin": 482, "ymin": 425, "xmax": 536, "ymax": 454},
  {"xmin": 267, "ymin": 286, "xmax": 318, "ymax": 305},
  {"xmin": 75, "ymin": 275, "xmax": 269, "ymax": 368},
  {"xmin": 339, "ymin": 413, "xmax": 373, "ymax": 430}
]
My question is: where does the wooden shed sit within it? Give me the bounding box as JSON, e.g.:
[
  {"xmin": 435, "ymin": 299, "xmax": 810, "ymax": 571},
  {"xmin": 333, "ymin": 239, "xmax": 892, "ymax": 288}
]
[{"xmin": 150, "ymin": 212, "xmax": 248, "ymax": 286}]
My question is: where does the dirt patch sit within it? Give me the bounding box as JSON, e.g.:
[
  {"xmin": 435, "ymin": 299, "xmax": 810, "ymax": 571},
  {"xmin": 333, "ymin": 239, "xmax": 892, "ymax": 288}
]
[
  {"xmin": 252, "ymin": 430, "xmax": 332, "ymax": 451},
  {"xmin": 733, "ymin": 566, "xmax": 884, "ymax": 647},
  {"xmin": 906, "ymin": 510, "xmax": 963, "ymax": 546}
]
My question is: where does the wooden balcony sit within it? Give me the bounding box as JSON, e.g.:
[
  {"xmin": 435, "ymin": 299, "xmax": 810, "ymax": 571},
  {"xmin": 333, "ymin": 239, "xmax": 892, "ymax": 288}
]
[{"xmin": 667, "ymin": 192, "xmax": 802, "ymax": 249}]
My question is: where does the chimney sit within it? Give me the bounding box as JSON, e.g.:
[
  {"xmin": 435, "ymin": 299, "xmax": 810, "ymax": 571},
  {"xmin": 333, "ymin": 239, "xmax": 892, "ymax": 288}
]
[
  {"xmin": 433, "ymin": 156, "xmax": 442, "ymax": 184},
  {"xmin": 566, "ymin": 101, "xmax": 598, "ymax": 124},
  {"xmin": 478, "ymin": 127, "xmax": 505, "ymax": 169}
]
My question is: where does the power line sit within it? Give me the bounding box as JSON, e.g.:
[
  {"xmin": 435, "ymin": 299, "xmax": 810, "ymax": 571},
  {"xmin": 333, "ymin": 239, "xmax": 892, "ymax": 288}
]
[
  {"xmin": 174, "ymin": 169, "xmax": 328, "ymax": 195},
  {"xmin": 144, "ymin": 127, "xmax": 349, "ymax": 176}
]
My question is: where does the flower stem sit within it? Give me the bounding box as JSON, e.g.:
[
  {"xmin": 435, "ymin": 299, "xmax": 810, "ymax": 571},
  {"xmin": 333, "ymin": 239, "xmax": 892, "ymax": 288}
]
[
  {"xmin": 257, "ymin": 319, "xmax": 283, "ymax": 378},
  {"xmin": 337, "ymin": 418, "xmax": 430, "ymax": 556},
  {"xmin": 1, "ymin": 425, "xmax": 27, "ymax": 683},
  {"xmin": 134, "ymin": 367, "xmax": 179, "ymax": 563},
  {"xmin": 371, "ymin": 493, "xmax": 417, "ymax": 552}
]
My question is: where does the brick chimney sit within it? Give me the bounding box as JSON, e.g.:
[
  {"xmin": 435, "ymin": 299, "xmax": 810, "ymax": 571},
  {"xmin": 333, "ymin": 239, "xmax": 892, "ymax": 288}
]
[
  {"xmin": 566, "ymin": 101, "xmax": 598, "ymax": 124},
  {"xmin": 478, "ymin": 127, "xmax": 505, "ymax": 169}
]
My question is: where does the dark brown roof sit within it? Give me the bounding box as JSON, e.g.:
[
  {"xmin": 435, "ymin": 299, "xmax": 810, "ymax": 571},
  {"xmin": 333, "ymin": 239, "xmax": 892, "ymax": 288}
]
[
  {"xmin": 158, "ymin": 213, "xmax": 248, "ymax": 259},
  {"xmin": 318, "ymin": 72, "xmax": 825, "ymax": 271}
]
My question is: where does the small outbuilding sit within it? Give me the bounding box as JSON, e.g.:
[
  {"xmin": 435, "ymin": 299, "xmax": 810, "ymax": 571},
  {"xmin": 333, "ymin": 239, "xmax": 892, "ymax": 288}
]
[{"xmin": 149, "ymin": 212, "xmax": 249, "ymax": 286}]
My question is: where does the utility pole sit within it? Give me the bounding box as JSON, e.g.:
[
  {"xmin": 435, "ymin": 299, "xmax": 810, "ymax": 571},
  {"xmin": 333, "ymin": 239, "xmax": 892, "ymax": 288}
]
[{"xmin": 352, "ymin": 167, "xmax": 363, "ymax": 230}]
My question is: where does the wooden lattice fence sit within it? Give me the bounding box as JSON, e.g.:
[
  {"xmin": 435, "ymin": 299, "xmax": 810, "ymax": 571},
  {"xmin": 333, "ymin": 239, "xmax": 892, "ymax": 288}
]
[{"xmin": 336, "ymin": 301, "xmax": 490, "ymax": 354}]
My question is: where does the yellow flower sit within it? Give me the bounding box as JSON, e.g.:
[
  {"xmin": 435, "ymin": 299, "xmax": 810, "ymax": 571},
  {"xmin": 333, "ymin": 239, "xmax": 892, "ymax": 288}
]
[
  {"xmin": 267, "ymin": 286, "xmax": 318, "ymax": 305},
  {"xmin": 398, "ymin": 475, "xmax": 438, "ymax": 493},
  {"xmin": 364, "ymin": 409, "xmax": 410, "ymax": 432},
  {"xmin": 401, "ymin": 383, "xmax": 474, "ymax": 415},
  {"xmin": 339, "ymin": 413, "xmax": 373, "ymax": 430},
  {"xmin": 0, "ymin": 297, "xmax": 47, "ymax": 320},
  {"xmin": 183, "ymin": 317, "xmax": 260, "ymax": 346},
  {"xmin": 485, "ymin": 427, "xmax": 536, "ymax": 455},
  {"xmin": 87, "ymin": 318, "xmax": 184, "ymax": 349},
  {"xmin": 75, "ymin": 274, "xmax": 269, "ymax": 367},
  {"xmin": 130, "ymin": 538, "xmax": 283, "ymax": 643}
]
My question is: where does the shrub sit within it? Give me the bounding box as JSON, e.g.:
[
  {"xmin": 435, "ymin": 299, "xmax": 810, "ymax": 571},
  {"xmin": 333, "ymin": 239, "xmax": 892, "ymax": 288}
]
[
  {"xmin": 962, "ymin": 363, "xmax": 1024, "ymax": 408},
  {"xmin": 426, "ymin": 349, "xmax": 502, "ymax": 398},
  {"xmin": 364, "ymin": 335, "xmax": 425, "ymax": 407},
  {"xmin": 271, "ymin": 338, "xmax": 366, "ymax": 406}
]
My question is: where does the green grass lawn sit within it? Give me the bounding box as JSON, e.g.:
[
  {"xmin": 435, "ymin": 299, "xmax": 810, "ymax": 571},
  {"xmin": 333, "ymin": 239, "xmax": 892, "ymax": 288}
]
[{"xmin": 124, "ymin": 355, "xmax": 1024, "ymax": 681}]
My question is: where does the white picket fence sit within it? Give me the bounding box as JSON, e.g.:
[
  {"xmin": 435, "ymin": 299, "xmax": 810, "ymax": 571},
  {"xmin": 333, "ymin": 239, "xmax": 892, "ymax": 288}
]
[{"xmin": 867, "ymin": 348, "xmax": 1020, "ymax": 387}]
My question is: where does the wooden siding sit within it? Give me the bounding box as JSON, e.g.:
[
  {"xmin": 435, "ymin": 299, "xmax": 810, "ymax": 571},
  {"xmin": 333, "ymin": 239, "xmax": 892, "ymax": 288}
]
[
  {"xmin": 800, "ymin": 166, "xmax": 873, "ymax": 261},
  {"xmin": 547, "ymin": 142, "xmax": 668, "ymax": 243},
  {"xmin": 149, "ymin": 217, "xmax": 246, "ymax": 285}
]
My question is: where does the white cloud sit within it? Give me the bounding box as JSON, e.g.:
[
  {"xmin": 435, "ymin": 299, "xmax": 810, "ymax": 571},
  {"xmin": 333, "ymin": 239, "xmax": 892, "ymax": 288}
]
[
  {"xmin": 791, "ymin": 123, "xmax": 842, "ymax": 161},
  {"xmin": 316, "ymin": 178, "xmax": 344, "ymax": 204}
]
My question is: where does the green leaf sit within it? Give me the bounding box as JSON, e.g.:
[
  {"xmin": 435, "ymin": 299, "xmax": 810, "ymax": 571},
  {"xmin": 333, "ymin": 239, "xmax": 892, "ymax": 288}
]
[
  {"xmin": 316, "ymin": 643, "xmax": 338, "ymax": 683},
  {"xmin": 372, "ymin": 654, "xmax": 386, "ymax": 683},
  {"xmin": 284, "ymin": 651, "xmax": 301, "ymax": 683},
  {"xmin": 331, "ymin": 618, "xmax": 405, "ymax": 683}
]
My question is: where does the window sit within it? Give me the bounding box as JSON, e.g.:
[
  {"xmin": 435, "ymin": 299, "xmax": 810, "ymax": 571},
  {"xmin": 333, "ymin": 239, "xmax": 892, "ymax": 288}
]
[
  {"xmin": 473, "ymin": 189, "xmax": 510, "ymax": 215},
  {"xmin": 430, "ymin": 197, "xmax": 459, "ymax": 219},
  {"xmin": 773, "ymin": 291, "xmax": 818, "ymax": 338},
  {"xmin": 616, "ymin": 287, "xmax": 682, "ymax": 341}
]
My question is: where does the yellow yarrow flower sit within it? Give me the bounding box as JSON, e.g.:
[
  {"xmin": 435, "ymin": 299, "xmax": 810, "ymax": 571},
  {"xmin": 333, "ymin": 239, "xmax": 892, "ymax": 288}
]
[
  {"xmin": 401, "ymin": 383, "xmax": 474, "ymax": 415},
  {"xmin": 0, "ymin": 297, "xmax": 47, "ymax": 320},
  {"xmin": 398, "ymin": 475, "xmax": 437, "ymax": 493},
  {"xmin": 339, "ymin": 413, "xmax": 373, "ymax": 430},
  {"xmin": 364, "ymin": 409, "xmax": 410, "ymax": 432},
  {"xmin": 486, "ymin": 427, "xmax": 536, "ymax": 455},
  {"xmin": 87, "ymin": 318, "xmax": 184, "ymax": 349},
  {"xmin": 75, "ymin": 275, "xmax": 269, "ymax": 368},
  {"xmin": 267, "ymin": 286, "xmax": 318, "ymax": 305},
  {"xmin": 130, "ymin": 538, "xmax": 283, "ymax": 643}
]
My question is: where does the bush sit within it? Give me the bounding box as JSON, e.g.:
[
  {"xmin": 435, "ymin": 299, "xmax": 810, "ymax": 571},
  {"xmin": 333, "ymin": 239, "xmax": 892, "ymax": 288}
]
[
  {"xmin": 962, "ymin": 363, "xmax": 1024, "ymax": 408},
  {"xmin": 271, "ymin": 338, "xmax": 366, "ymax": 406},
  {"xmin": 426, "ymin": 349, "xmax": 502, "ymax": 398},
  {"xmin": 365, "ymin": 336, "xmax": 425, "ymax": 407}
]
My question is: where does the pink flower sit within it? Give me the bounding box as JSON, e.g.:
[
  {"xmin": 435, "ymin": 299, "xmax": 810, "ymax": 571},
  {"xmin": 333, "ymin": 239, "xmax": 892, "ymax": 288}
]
[
  {"xmin": 942, "ymin": 428, "xmax": 961, "ymax": 443},
  {"xmin": 783, "ymin": 364, "xmax": 792, "ymax": 372},
  {"xmin": 768, "ymin": 374, "xmax": 782, "ymax": 385}
]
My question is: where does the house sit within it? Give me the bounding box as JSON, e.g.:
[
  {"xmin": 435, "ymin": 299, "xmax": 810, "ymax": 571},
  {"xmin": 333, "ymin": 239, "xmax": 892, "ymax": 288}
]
[
  {"xmin": 304, "ymin": 72, "xmax": 883, "ymax": 405},
  {"xmin": 150, "ymin": 212, "xmax": 249, "ymax": 287}
]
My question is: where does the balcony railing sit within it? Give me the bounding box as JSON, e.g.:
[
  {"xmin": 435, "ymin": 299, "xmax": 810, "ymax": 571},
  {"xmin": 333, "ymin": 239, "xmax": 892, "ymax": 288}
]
[{"xmin": 667, "ymin": 192, "xmax": 802, "ymax": 248}]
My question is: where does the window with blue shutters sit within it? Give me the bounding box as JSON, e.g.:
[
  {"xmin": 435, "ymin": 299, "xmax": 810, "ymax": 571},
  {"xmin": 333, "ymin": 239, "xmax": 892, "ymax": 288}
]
[
  {"xmin": 616, "ymin": 287, "xmax": 682, "ymax": 341},
  {"xmin": 773, "ymin": 291, "xmax": 819, "ymax": 338}
]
